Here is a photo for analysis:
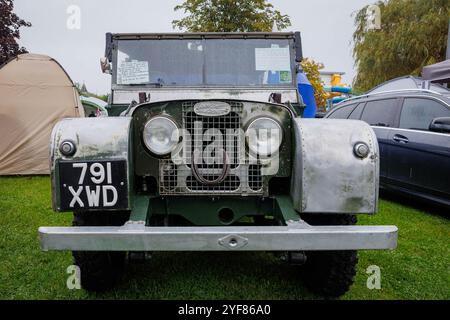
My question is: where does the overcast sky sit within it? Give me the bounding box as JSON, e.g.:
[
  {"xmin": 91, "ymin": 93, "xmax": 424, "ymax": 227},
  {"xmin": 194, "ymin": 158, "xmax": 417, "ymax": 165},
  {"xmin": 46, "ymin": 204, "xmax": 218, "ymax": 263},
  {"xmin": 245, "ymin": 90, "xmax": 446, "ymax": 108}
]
[{"xmin": 15, "ymin": 0, "xmax": 374, "ymax": 94}]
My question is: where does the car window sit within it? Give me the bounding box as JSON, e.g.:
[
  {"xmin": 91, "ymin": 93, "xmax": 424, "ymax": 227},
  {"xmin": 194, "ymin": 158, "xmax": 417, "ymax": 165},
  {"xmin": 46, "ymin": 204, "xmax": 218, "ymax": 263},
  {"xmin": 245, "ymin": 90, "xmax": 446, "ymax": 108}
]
[
  {"xmin": 360, "ymin": 99, "xmax": 398, "ymax": 127},
  {"xmin": 400, "ymin": 98, "xmax": 450, "ymax": 131},
  {"xmin": 348, "ymin": 103, "xmax": 365, "ymax": 120},
  {"xmin": 327, "ymin": 104, "xmax": 356, "ymax": 119}
]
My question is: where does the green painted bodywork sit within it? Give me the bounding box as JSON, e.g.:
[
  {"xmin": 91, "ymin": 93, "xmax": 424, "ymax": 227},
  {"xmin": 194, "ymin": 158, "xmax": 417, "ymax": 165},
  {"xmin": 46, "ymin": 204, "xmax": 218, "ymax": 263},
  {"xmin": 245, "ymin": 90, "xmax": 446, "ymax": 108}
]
[
  {"xmin": 132, "ymin": 100, "xmax": 293, "ymax": 180},
  {"xmin": 122, "ymin": 99, "xmax": 298, "ymax": 226},
  {"xmin": 128, "ymin": 194, "xmax": 300, "ymax": 226},
  {"xmin": 106, "ymin": 104, "xmax": 128, "ymax": 116}
]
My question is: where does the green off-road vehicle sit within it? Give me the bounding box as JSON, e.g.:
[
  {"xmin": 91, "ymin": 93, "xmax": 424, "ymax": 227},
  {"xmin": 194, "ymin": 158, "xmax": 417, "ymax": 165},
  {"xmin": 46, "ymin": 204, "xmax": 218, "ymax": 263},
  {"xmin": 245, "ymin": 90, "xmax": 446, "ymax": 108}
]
[{"xmin": 39, "ymin": 32, "xmax": 397, "ymax": 297}]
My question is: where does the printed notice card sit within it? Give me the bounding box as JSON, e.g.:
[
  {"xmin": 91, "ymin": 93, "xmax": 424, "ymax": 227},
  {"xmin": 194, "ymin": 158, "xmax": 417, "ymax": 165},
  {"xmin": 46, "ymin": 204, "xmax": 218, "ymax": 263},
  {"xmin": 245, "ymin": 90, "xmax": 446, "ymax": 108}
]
[
  {"xmin": 255, "ymin": 47, "xmax": 290, "ymax": 71},
  {"xmin": 117, "ymin": 60, "xmax": 149, "ymax": 85}
]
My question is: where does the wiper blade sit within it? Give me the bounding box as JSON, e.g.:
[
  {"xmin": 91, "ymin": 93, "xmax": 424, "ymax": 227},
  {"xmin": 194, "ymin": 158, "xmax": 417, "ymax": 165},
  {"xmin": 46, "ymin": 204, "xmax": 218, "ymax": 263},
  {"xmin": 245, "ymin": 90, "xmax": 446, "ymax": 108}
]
[
  {"xmin": 125, "ymin": 82, "xmax": 163, "ymax": 87},
  {"xmin": 372, "ymin": 123, "xmax": 389, "ymax": 127},
  {"xmin": 146, "ymin": 82, "xmax": 164, "ymax": 88}
]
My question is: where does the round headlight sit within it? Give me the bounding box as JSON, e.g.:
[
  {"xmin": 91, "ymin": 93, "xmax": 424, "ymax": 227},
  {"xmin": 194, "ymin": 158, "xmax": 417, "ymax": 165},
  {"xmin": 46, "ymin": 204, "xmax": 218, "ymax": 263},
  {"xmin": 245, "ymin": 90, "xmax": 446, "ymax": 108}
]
[
  {"xmin": 246, "ymin": 117, "xmax": 282, "ymax": 156},
  {"xmin": 143, "ymin": 116, "xmax": 179, "ymax": 156}
]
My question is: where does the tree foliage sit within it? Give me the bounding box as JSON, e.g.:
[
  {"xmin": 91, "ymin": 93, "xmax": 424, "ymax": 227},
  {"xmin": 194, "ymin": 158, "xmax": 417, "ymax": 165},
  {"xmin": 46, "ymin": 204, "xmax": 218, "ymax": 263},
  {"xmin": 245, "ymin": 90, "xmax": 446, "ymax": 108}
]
[
  {"xmin": 300, "ymin": 58, "xmax": 327, "ymax": 111},
  {"xmin": 352, "ymin": 0, "xmax": 449, "ymax": 92},
  {"xmin": 172, "ymin": 0, "xmax": 291, "ymax": 32},
  {"xmin": 75, "ymin": 82, "xmax": 109, "ymax": 102},
  {"xmin": 0, "ymin": 0, "xmax": 31, "ymax": 66}
]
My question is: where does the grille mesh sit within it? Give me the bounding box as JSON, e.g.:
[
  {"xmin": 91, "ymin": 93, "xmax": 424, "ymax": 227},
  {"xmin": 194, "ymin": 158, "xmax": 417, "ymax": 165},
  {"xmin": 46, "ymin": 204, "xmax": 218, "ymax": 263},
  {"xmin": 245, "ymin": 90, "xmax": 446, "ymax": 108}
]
[
  {"xmin": 159, "ymin": 101, "xmax": 264, "ymax": 195},
  {"xmin": 183, "ymin": 101, "xmax": 242, "ymax": 169}
]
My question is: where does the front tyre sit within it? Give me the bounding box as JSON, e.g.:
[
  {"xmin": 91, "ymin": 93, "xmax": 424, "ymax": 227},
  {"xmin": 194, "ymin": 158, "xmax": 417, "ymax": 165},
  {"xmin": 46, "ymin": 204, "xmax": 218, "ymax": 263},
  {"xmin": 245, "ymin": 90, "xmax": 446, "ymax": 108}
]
[
  {"xmin": 300, "ymin": 214, "xmax": 358, "ymax": 297},
  {"xmin": 72, "ymin": 212, "xmax": 129, "ymax": 292}
]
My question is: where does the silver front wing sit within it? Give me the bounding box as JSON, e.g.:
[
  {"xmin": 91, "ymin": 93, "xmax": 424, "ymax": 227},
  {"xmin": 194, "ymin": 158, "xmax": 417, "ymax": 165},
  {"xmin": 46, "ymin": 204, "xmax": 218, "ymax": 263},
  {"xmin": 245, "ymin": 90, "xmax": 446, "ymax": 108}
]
[{"xmin": 39, "ymin": 221, "xmax": 397, "ymax": 251}]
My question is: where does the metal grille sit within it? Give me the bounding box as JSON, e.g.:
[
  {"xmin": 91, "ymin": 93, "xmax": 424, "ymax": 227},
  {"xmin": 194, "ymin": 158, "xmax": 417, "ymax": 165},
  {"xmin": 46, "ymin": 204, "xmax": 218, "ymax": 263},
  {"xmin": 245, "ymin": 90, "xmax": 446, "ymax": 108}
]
[
  {"xmin": 248, "ymin": 164, "xmax": 263, "ymax": 191},
  {"xmin": 159, "ymin": 101, "xmax": 264, "ymax": 195},
  {"xmin": 160, "ymin": 161, "xmax": 177, "ymax": 192},
  {"xmin": 186, "ymin": 175, "xmax": 240, "ymax": 191},
  {"xmin": 183, "ymin": 101, "xmax": 242, "ymax": 169}
]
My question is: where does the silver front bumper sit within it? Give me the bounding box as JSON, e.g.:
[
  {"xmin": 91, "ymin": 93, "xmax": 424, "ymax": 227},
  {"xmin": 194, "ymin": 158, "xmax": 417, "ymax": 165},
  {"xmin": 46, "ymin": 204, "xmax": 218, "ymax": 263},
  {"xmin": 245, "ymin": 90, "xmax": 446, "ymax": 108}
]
[{"xmin": 39, "ymin": 222, "xmax": 398, "ymax": 251}]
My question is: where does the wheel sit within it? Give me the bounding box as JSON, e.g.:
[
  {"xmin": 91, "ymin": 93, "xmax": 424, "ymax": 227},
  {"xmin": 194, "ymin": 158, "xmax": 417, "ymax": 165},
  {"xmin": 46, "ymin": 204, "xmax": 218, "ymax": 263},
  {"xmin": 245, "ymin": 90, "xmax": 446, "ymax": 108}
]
[
  {"xmin": 72, "ymin": 211, "xmax": 129, "ymax": 292},
  {"xmin": 299, "ymin": 214, "xmax": 358, "ymax": 298}
]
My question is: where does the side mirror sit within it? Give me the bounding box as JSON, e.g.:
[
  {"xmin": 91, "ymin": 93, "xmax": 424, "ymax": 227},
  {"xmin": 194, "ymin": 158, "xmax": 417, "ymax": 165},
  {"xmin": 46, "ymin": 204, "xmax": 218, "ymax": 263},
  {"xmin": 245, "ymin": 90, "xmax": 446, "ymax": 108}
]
[
  {"xmin": 100, "ymin": 57, "xmax": 111, "ymax": 74},
  {"xmin": 429, "ymin": 117, "xmax": 450, "ymax": 133}
]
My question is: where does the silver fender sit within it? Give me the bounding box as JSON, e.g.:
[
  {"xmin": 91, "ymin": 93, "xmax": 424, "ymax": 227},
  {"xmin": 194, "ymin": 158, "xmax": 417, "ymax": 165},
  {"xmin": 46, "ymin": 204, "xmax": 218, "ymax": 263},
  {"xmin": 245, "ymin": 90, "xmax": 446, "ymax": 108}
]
[
  {"xmin": 49, "ymin": 117, "xmax": 133, "ymax": 211},
  {"xmin": 290, "ymin": 119, "xmax": 379, "ymax": 214}
]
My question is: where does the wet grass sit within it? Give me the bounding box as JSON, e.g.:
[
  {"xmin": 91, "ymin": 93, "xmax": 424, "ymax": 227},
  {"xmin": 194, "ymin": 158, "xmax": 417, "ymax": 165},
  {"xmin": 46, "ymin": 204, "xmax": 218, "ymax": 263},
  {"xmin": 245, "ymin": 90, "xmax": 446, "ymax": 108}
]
[{"xmin": 0, "ymin": 176, "xmax": 449, "ymax": 300}]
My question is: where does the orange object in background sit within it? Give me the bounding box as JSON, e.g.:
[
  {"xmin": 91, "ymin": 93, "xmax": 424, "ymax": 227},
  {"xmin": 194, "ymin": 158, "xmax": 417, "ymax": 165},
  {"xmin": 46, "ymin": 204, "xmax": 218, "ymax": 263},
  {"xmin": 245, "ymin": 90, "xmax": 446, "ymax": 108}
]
[{"xmin": 331, "ymin": 74, "xmax": 344, "ymax": 87}]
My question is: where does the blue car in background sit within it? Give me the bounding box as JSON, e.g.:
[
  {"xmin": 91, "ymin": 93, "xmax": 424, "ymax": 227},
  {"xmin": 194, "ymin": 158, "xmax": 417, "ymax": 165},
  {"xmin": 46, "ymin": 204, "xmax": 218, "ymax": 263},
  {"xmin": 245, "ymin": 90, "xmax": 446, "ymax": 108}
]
[{"xmin": 325, "ymin": 89, "xmax": 450, "ymax": 208}]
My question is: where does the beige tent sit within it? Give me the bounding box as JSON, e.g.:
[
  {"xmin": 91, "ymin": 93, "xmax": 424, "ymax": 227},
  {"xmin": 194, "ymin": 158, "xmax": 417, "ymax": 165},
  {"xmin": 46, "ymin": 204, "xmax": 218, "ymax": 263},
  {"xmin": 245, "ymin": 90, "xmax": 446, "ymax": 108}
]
[{"xmin": 0, "ymin": 54, "xmax": 84, "ymax": 175}]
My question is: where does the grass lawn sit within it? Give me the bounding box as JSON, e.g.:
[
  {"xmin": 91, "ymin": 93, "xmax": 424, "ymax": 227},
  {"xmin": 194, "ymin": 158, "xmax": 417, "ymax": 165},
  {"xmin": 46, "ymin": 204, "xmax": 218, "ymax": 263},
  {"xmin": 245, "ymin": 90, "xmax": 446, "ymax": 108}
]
[{"xmin": 0, "ymin": 176, "xmax": 449, "ymax": 300}]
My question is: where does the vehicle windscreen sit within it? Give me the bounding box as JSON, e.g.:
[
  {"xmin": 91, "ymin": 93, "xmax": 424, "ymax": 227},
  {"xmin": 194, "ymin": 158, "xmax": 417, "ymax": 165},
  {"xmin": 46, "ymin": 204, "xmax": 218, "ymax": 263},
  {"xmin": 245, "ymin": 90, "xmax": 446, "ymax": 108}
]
[{"xmin": 114, "ymin": 39, "xmax": 294, "ymax": 87}]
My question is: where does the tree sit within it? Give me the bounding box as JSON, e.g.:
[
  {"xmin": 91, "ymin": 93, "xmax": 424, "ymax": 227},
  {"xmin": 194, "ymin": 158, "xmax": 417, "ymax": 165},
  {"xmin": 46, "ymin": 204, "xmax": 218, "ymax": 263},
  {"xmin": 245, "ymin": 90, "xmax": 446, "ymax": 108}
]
[
  {"xmin": 172, "ymin": 0, "xmax": 291, "ymax": 32},
  {"xmin": 0, "ymin": 0, "xmax": 31, "ymax": 66},
  {"xmin": 80, "ymin": 82, "xmax": 88, "ymax": 93},
  {"xmin": 352, "ymin": 0, "xmax": 449, "ymax": 92},
  {"xmin": 75, "ymin": 82, "xmax": 109, "ymax": 102},
  {"xmin": 300, "ymin": 58, "xmax": 327, "ymax": 111}
]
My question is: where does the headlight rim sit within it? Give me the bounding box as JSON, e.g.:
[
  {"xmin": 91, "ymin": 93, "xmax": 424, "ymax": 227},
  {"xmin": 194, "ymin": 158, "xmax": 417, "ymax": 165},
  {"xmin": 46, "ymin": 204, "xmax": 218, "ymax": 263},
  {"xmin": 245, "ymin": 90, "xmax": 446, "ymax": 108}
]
[
  {"xmin": 245, "ymin": 116, "xmax": 283, "ymax": 156},
  {"xmin": 142, "ymin": 115, "xmax": 180, "ymax": 157}
]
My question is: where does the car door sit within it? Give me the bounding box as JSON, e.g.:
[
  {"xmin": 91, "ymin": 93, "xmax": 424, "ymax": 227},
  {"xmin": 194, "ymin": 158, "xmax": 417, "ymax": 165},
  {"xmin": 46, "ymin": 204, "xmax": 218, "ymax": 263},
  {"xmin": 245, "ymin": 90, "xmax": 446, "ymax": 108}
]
[
  {"xmin": 387, "ymin": 97, "xmax": 450, "ymax": 200},
  {"xmin": 359, "ymin": 98, "xmax": 401, "ymax": 181}
]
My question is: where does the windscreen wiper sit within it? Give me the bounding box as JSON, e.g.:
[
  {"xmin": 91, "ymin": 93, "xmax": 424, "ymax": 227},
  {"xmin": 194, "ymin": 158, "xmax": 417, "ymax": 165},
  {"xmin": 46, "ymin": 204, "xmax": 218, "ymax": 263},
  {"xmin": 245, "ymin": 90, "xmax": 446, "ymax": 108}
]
[
  {"xmin": 125, "ymin": 82, "xmax": 164, "ymax": 88},
  {"xmin": 372, "ymin": 123, "xmax": 389, "ymax": 127}
]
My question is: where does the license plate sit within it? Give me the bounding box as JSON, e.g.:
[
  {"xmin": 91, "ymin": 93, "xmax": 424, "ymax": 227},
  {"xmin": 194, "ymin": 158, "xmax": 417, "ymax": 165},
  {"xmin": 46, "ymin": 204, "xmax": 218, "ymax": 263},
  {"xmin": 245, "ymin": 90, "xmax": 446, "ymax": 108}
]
[{"xmin": 58, "ymin": 160, "xmax": 128, "ymax": 211}]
